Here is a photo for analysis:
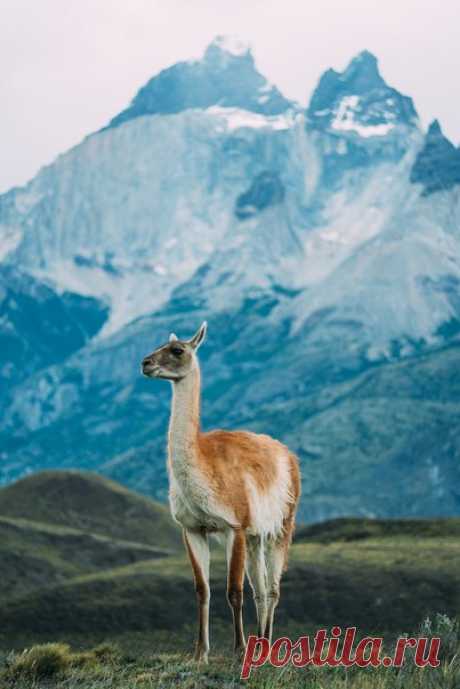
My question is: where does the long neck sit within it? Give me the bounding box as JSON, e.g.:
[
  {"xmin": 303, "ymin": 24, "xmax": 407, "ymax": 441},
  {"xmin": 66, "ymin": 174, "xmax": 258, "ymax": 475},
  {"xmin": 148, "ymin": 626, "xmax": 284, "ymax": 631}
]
[{"xmin": 168, "ymin": 360, "xmax": 201, "ymax": 464}]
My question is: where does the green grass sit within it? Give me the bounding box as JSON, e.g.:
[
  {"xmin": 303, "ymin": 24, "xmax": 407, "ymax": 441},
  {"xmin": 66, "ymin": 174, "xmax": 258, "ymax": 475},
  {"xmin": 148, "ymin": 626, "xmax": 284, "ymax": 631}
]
[{"xmin": 1, "ymin": 616, "xmax": 459, "ymax": 689}]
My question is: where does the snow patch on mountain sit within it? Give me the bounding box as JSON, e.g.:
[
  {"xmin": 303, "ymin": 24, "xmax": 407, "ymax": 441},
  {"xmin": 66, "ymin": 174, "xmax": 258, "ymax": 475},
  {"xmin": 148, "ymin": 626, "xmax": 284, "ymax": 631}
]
[
  {"xmin": 108, "ymin": 37, "xmax": 294, "ymax": 129},
  {"xmin": 307, "ymin": 51, "xmax": 418, "ymax": 137},
  {"xmin": 331, "ymin": 95, "xmax": 395, "ymax": 137},
  {"xmin": 0, "ymin": 227, "xmax": 22, "ymax": 261},
  {"xmin": 206, "ymin": 106, "xmax": 297, "ymax": 131},
  {"xmin": 212, "ymin": 35, "xmax": 250, "ymax": 57}
]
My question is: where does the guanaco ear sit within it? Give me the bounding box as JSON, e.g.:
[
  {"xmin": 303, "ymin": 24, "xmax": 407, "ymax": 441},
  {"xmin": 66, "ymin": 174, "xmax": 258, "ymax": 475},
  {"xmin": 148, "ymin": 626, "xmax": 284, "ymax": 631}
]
[
  {"xmin": 189, "ymin": 321, "xmax": 207, "ymax": 350},
  {"xmin": 169, "ymin": 333, "xmax": 178, "ymax": 342}
]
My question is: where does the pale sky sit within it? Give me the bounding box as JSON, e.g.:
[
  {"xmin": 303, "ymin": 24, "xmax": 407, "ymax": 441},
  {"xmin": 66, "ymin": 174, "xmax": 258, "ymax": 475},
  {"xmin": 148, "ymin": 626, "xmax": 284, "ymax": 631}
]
[{"xmin": 1, "ymin": 0, "xmax": 459, "ymax": 193}]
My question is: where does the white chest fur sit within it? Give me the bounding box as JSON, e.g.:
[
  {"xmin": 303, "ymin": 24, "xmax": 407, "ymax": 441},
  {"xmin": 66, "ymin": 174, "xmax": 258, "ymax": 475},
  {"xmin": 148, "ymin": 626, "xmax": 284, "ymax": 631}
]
[{"xmin": 168, "ymin": 450, "xmax": 236, "ymax": 531}]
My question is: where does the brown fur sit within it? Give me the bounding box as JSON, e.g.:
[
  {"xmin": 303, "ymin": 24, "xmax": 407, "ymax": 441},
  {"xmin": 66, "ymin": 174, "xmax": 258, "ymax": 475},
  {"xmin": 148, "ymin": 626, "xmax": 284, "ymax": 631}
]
[
  {"xmin": 197, "ymin": 430, "xmax": 289, "ymax": 528},
  {"xmin": 184, "ymin": 529, "xmax": 207, "ymax": 601},
  {"xmin": 183, "ymin": 529, "xmax": 209, "ymax": 658},
  {"xmin": 227, "ymin": 529, "xmax": 246, "ymax": 651}
]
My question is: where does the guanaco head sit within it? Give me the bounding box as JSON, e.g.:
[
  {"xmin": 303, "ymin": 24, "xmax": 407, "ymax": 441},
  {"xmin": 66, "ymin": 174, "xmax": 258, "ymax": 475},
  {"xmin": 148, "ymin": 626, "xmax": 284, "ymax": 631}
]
[{"xmin": 141, "ymin": 322, "xmax": 207, "ymax": 381}]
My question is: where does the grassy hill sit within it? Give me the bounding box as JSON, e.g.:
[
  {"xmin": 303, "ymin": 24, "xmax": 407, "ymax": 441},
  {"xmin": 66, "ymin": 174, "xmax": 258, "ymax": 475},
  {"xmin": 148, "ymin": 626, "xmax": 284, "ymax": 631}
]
[
  {"xmin": 0, "ymin": 470, "xmax": 181, "ymax": 549},
  {"xmin": 0, "ymin": 470, "xmax": 458, "ymax": 662},
  {"xmin": 0, "ymin": 470, "xmax": 184, "ymax": 614},
  {"xmin": 2, "ymin": 529, "xmax": 458, "ymax": 645},
  {"xmin": 0, "ymin": 515, "xmax": 170, "ymax": 601},
  {"xmin": 295, "ymin": 515, "xmax": 460, "ymax": 542}
]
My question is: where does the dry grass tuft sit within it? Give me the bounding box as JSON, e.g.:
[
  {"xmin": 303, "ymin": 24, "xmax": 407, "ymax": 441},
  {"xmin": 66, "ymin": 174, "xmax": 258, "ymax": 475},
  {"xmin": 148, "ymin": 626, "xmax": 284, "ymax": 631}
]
[{"xmin": 5, "ymin": 642, "xmax": 72, "ymax": 680}]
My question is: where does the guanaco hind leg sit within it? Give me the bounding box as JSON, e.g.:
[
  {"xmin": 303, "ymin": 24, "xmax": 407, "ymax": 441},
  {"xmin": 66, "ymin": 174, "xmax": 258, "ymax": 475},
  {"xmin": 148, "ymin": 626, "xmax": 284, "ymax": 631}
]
[
  {"xmin": 264, "ymin": 508, "xmax": 297, "ymax": 643},
  {"xmin": 183, "ymin": 528, "xmax": 210, "ymax": 662},
  {"xmin": 264, "ymin": 537, "xmax": 285, "ymax": 644},
  {"xmin": 246, "ymin": 535, "xmax": 268, "ymax": 638}
]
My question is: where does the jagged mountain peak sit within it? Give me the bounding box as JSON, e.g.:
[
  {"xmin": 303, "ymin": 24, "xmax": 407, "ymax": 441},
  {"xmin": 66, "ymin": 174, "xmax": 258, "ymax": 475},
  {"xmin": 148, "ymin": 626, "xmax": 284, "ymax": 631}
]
[
  {"xmin": 411, "ymin": 119, "xmax": 460, "ymax": 195},
  {"xmin": 340, "ymin": 50, "xmax": 383, "ymax": 91},
  {"xmin": 344, "ymin": 50, "xmax": 380, "ymax": 75},
  {"xmin": 204, "ymin": 35, "xmax": 252, "ymax": 62},
  {"xmin": 427, "ymin": 119, "xmax": 444, "ymax": 138},
  {"xmin": 108, "ymin": 36, "xmax": 292, "ymax": 129},
  {"xmin": 307, "ymin": 50, "xmax": 418, "ymax": 138}
]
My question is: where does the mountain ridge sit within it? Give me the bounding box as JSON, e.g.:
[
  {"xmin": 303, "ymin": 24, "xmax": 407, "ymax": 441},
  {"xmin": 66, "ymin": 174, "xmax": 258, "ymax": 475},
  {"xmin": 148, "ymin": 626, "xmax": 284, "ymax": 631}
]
[
  {"xmin": 108, "ymin": 36, "xmax": 294, "ymax": 130},
  {"xmin": 307, "ymin": 49, "xmax": 418, "ymax": 136},
  {"xmin": 1, "ymin": 39, "xmax": 459, "ymax": 521}
]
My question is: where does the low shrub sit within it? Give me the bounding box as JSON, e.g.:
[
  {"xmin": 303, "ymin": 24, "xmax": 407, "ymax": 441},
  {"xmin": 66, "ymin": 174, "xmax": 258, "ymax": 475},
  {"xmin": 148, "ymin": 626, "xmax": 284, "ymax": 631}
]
[
  {"xmin": 92, "ymin": 641, "xmax": 121, "ymax": 663},
  {"xmin": 419, "ymin": 613, "xmax": 459, "ymax": 661},
  {"xmin": 5, "ymin": 642, "xmax": 71, "ymax": 680}
]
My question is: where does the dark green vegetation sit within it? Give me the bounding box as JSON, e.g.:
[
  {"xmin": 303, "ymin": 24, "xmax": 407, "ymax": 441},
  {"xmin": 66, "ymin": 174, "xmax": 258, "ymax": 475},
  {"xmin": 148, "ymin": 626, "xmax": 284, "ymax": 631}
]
[
  {"xmin": 0, "ymin": 470, "xmax": 459, "ymax": 665},
  {"xmin": 296, "ymin": 516, "xmax": 460, "ymax": 543},
  {"xmin": 1, "ymin": 625, "xmax": 459, "ymax": 689},
  {"xmin": 0, "ymin": 471, "xmax": 459, "ymax": 687}
]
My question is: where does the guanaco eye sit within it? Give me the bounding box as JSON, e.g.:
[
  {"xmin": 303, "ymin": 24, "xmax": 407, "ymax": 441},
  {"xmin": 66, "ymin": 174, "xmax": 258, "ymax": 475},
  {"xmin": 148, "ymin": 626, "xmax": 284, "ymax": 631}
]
[{"xmin": 171, "ymin": 347, "xmax": 183, "ymax": 357}]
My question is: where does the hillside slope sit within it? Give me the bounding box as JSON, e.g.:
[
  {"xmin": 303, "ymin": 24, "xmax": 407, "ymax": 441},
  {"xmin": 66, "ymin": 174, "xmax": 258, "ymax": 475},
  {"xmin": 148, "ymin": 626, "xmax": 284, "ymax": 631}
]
[
  {"xmin": 0, "ymin": 472, "xmax": 458, "ymax": 650},
  {"xmin": 0, "ymin": 516, "xmax": 169, "ymax": 601},
  {"xmin": 0, "ymin": 471, "xmax": 181, "ymax": 549},
  {"xmin": 0, "ymin": 509, "xmax": 458, "ymax": 648}
]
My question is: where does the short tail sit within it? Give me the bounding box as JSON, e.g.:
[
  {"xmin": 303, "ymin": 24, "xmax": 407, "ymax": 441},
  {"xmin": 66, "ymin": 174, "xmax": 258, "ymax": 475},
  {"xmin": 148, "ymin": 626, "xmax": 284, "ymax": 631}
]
[{"xmin": 279, "ymin": 451, "xmax": 301, "ymax": 571}]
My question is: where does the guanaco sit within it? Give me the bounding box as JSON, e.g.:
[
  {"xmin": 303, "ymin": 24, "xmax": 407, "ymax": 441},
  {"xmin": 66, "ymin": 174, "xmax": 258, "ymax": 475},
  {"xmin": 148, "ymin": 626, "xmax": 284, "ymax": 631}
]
[{"xmin": 141, "ymin": 322, "xmax": 300, "ymax": 662}]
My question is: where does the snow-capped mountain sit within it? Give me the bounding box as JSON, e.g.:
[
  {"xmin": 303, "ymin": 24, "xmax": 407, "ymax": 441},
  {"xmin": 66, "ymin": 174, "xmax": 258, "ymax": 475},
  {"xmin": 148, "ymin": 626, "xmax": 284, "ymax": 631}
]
[
  {"xmin": 1, "ymin": 39, "xmax": 459, "ymax": 520},
  {"xmin": 308, "ymin": 50, "xmax": 418, "ymax": 136},
  {"xmin": 109, "ymin": 35, "xmax": 294, "ymax": 129}
]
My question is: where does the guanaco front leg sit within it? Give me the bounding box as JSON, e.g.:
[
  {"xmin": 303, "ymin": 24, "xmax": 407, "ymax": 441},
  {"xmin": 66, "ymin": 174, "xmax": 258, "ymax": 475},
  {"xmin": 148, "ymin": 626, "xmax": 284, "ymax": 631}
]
[
  {"xmin": 184, "ymin": 528, "xmax": 210, "ymax": 663},
  {"xmin": 226, "ymin": 528, "xmax": 247, "ymax": 655}
]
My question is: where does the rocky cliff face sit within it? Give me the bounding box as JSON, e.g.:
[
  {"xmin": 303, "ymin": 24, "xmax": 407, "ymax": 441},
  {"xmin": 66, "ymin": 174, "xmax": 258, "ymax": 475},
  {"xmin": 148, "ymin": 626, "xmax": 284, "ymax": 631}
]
[
  {"xmin": 1, "ymin": 39, "xmax": 459, "ymax": 520},
  {"xmin": 411, "ymin": 119, "xmax": 460, "ymax": 195},
  {"xmin": 108, "ymin": 36, "xmax": 294, "ymax": 129}
]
